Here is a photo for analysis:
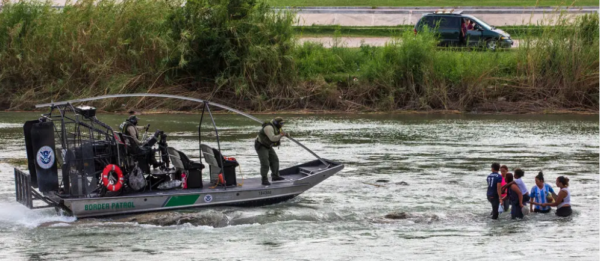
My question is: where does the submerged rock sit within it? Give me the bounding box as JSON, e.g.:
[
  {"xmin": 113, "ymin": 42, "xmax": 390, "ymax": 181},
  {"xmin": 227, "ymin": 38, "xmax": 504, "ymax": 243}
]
[
  {"xmin": 383, "ymin": 212, "xmax": 441, "ymax": 223},
  {"xmin": 375, "ymin": 179, "xmax": 389, "ymax": 183},
  {"xmin": 116, "ymin": 211, "xmax": 230, "ymax": 227},
  {"xmin": 396, "ymin": 181, "xmax": 409, "ymax": 186},
  {"xmin": 384, "ymin": 212, "xmax": 409, "ymax": 220}
]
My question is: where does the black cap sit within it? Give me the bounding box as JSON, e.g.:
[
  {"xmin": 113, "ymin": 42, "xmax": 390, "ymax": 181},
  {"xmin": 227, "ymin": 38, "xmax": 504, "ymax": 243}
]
[
  {"xmin": 128, "ymin": 115, "xmax": 138, "ymax": 125},
  {"xmin": 273, "ymin": 117, "xmax": 285, "ymax": 124}
]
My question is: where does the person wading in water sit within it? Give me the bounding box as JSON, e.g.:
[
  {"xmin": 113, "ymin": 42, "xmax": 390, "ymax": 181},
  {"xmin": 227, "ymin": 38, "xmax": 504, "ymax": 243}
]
[
  {"xmin": 504, "ymin": 173, "xmax": 524, "ymax": 219},
  {"xmin": 500, "ymin": 165, "xmax": 511, "ymax": 212},
  {"xmin": 486, "ymin": 163, "xmax": 503, "ymax": 220},
  {"xmin": 255, "ymin": 117, "xmax": 289, "ymax": 185},
  {"xmin": 532, "ymin": 176, "xmax": 572, "ymax": 217}
]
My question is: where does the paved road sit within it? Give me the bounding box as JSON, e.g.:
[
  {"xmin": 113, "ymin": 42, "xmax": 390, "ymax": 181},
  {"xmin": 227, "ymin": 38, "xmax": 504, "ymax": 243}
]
[
  {"xmin": 291, "ymin": 7, "xmax": 597, "ymax": 26},
  {"xmin": 298, "ymin": 36, "xmax": 523, "ymax": 48}
]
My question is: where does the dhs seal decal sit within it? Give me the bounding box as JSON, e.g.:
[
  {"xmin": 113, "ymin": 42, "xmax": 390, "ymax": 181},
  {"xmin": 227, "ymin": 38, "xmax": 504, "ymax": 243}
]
[
  {"xmin": 203, "ymin": 194, "xmax": 213, "ymax": 203},
  {"xmin": 36, "ymin": 146, "xmax": 55, "ymax": 169}
]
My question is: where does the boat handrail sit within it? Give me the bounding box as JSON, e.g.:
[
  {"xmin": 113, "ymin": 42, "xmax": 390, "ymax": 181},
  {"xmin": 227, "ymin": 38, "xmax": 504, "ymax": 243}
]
[{"xmin": 35, "ymin": 93, "xmax": 328, "ymax": 166}]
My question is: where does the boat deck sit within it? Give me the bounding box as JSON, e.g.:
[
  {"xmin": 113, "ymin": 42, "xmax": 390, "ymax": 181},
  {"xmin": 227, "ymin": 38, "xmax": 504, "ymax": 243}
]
[
  {"xmin": 137, "ymin": 173, "xmax": 306, "ymax": 196},
  {"xmin": 53, "ymin": 159, "xmax": 339, "ymax": 200}
]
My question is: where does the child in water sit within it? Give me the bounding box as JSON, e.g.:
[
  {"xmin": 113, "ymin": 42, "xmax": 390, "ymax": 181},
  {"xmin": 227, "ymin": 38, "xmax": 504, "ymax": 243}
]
[{"xmin": 529, "ymin": 172, "xmax": 557, "ymax": 213}]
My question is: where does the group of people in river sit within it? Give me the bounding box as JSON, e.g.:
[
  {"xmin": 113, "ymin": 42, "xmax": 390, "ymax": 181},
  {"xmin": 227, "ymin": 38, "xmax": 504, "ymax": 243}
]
[{"xmin": 486, "ymin": 163, "xmax": 572, "ymax": 220}]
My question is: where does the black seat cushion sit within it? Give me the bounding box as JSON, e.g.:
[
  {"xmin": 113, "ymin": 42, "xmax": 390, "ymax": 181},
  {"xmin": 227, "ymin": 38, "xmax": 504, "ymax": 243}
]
[
  {"xmin": 177, "ymin": 151, "xmax": 204, "ymax": 170},
  {"xmin": 212, "ymin": 149, "xmax": 239, "ymax": 168}
]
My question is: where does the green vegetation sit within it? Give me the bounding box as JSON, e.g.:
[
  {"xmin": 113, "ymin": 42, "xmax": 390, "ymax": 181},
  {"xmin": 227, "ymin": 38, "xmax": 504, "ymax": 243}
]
[
  {"xmin": 265, "ymin": 0, "xmax": 598, "ymax": 6},
  {"xmin": 0, "ymin": 0, "xmax": 597, "ymax": 112},
  {"xmin": 0, "ymin": 0, "xmax": 297, "ymax": 110},
  {"xmin": 295, "ymin": 25, "xmax": 549, "ymax": 38}
]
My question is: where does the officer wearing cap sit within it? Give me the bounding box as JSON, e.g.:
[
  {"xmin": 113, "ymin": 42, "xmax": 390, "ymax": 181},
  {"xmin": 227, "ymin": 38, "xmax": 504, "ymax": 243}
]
[
  {"xmin": 121, "ymin": 111, "xmax": 143, "ymax": 144},
  {"xmin": 255, "ymin": 117, "xmax": 288, "ymax": 185}
]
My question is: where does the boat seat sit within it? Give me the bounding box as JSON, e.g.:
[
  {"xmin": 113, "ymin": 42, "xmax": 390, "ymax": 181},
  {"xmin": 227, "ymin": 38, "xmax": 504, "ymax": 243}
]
[
  {"xmin": 168, "ymin": 147, "xmax": 185, "ymax": 170},
  {"xmin": 168, "ymin": 147, "xmax": 204, "ymax": 171},
  {"xmin": 200, "ymin": 144, "xmax": 220, "ymax": 169},
  {"xmin": 212, "ymin": 149, "xmax": 239, "ymax": 168},
  {"xmin": 200, "ymin": 144, "xmax": 238, "ymax": 168}
]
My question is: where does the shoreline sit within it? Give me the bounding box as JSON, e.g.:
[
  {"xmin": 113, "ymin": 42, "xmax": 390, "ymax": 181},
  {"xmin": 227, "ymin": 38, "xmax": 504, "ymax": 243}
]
[{"xmin": 4, "ymin": 108, "xmax": 597, "ymax": 116}]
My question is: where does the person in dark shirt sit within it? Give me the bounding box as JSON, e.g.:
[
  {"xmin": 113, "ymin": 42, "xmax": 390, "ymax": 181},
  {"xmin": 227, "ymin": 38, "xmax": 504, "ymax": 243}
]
[
  {"xmin": 504, "ymin": 173, "xmax": 524, "ymax": 219},
  {"xmin": 486, "ymin": 163, "xmax": 503, "ymax": 219}
]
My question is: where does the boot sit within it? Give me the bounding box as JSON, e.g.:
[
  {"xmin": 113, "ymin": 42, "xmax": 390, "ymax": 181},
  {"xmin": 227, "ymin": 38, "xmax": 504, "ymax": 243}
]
[
  {"xmin": 272, "ymin": 176, "xmax": 285, "ymax": 181},
  {"xmin": 262, "ymin": 179, "xmax": 271, "ymax": 186}
]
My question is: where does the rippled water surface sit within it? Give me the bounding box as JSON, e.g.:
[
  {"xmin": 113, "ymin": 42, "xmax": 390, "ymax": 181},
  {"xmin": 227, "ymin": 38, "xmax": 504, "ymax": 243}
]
[{"xmin": 0, "ymin": 112, "xmax": 598, "ymax": 260}]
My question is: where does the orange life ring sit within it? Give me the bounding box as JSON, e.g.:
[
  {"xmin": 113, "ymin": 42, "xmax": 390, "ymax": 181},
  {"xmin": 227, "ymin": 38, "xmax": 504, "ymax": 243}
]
[{"xmin": 102, "ymin": 164, "xmax": 124, "ymax": 192}]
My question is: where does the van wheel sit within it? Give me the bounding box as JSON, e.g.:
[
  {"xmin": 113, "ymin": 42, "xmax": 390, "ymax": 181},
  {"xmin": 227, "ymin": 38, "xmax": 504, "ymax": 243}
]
[{"xmin": 486, "ymin": 40, "xmax": 497, "ymax": 51}]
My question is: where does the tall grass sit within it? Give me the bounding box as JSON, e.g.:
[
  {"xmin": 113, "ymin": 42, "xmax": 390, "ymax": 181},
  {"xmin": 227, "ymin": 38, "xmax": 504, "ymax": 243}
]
[
  {"xmin": 0, "ymin": 0, "xmax": 597, "ymax": 112},
  {"xmin": 0, "ymin": 0, "xmax": 296, "ymax": 110},
  {"xmin": 514, "ymin": 12, "xmax": 599, "ymax": 108},
  {"xmin": 0, "ymin": 0, "xmax": 177, "ymax": 109}
]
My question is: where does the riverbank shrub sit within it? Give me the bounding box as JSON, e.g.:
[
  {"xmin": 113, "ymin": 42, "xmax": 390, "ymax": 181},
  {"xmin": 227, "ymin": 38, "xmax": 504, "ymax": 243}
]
[
  {"xmin": 168, "ymin": 0, "xmax": 296, "ymax": 110},
  {"xmin": 0, "ymin": 0, "xmax": 296, "ymax": 110},
  {"xmin": 0, "ymin": 0, "xmax": 177, "ymax": 109},
  {"xmin": 0, "ymin": 1, "xmax": 597, "ymax": 112}
]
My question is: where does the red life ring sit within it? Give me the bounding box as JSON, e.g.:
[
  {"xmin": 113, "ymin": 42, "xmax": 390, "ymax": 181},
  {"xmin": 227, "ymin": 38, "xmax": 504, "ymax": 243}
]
[{"xmin": 102, "ymin": 164, "xmax": 124, "ymax": 192}]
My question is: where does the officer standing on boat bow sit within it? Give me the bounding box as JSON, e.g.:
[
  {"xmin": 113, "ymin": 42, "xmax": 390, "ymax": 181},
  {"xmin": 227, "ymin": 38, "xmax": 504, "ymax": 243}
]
[{"xmin": 255, "ymin": 117, "xmax": 288, "ymax": 185}]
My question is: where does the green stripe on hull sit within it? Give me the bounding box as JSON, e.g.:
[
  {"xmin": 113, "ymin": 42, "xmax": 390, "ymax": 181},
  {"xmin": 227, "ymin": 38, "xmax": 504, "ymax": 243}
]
[{"xmin": 164, "ymin": 195, "xmax": 200, "ymax": 207}]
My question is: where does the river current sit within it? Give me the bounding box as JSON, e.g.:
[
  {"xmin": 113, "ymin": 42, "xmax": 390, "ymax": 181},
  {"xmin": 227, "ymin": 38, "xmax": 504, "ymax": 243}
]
[{"xmin": 0, "ymin": 112, "xmax": 598, "ymax": 260}]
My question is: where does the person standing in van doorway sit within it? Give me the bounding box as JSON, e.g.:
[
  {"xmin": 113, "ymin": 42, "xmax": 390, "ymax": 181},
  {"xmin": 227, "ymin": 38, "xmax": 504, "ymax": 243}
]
[
  {"xmin": 467, "ymin": 20, "xmax": 475, "ymax": 30},
  {"xmin": 255, "ymin": 117, "xmax": 289, "ymax": 186}
]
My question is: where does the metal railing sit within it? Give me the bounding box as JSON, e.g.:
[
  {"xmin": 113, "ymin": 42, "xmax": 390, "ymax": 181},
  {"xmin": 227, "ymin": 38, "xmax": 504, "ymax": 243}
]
[{"xmin": 14, "ymin": 168, "xmax": 56, "ymax": 209}]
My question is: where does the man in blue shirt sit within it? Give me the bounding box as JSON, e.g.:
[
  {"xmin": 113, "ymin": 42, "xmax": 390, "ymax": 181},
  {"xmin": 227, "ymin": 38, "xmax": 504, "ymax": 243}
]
[{"xmin": 486, "ymin": 163, "xmax": 503, "ymax": 219}]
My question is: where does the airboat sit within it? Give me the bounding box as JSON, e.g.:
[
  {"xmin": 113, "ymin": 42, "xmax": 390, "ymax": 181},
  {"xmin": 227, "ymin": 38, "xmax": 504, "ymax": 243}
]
[{"xmin": 14, "ymin": 94, "xmax": 343, "ymax": 218}]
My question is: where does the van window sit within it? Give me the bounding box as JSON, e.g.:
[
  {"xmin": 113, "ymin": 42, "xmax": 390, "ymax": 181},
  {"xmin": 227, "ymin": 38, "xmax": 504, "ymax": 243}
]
[
  {"xmin": 430, "ymin": 16, "xmax": 460, "ymax": 29},
  {"xmin": 418, "ymin": 16, "xmax": 436, "ymax": 29}
]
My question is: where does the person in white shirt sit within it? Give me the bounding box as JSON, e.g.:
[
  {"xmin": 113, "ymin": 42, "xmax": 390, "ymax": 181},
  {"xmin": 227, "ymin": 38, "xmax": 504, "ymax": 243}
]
[{"xmin": 533, "ymin": 176, "xmax": 572, "ymax": 217}]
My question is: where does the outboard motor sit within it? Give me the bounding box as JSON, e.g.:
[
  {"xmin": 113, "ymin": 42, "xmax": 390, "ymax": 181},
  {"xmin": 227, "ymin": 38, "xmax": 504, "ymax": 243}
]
[{"xmin": 23, "ymin": 117, "xmax": 59, "ymax": 193}]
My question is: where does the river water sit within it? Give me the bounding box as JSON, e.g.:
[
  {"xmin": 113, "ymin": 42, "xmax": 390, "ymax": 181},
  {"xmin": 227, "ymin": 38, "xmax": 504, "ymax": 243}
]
[{"xmin": 0, "ymin": 112, "xmax": 597, "ymax": 260}]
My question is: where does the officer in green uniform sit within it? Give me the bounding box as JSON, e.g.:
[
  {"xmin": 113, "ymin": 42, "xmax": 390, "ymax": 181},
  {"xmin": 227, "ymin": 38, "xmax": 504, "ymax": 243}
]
[
  {"xmin": 255, "ymin": 117, "xmax": 288, "ymax": 185},
  {"xmin": 121, "ymin": 115, "xmax": 142, "ymax": 144}
]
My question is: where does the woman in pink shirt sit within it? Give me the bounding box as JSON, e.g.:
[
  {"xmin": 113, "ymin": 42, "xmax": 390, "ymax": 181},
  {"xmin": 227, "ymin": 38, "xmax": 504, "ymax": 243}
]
[{"xmin": 500, "ymin": 165, "xmax": 511, "ymax": 211}]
